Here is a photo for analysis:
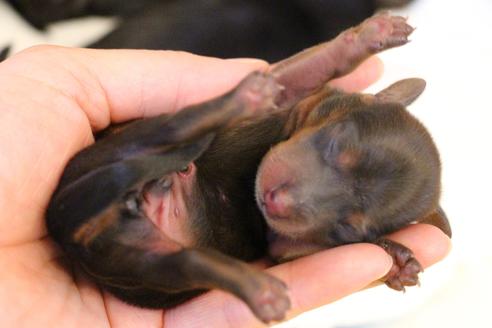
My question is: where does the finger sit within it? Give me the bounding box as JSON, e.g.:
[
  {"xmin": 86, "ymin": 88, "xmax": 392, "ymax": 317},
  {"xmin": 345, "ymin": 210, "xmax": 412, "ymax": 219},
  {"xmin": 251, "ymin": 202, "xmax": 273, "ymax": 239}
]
[
  {"xmin": 329, "ymin": 56, "xmax": 384, "ymax": 92},
  {"xmin": 365, "ymin": 223, "xmax": 452, "ymax": 290},
  {"xmin": 165, "ymin": 244, "xmax": 392, "ymax": 327},
  {"xmin": 84, "ymin": 51, "xmax": 270, "ymax": 125},
  {"xmin": 4, "ymin": 46, "xmax": 268, "ymax": 130},
  {"xmin": 165, "ymin": 223, "xmax": 450, "ymax": 327},
  {"xmin": 283, "ymin": 224, "xmax": 450, "ymax": 319}
]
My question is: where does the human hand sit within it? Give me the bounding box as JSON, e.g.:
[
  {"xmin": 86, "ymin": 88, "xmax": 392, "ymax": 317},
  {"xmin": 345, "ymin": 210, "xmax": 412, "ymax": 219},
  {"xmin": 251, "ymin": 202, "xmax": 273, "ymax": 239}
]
[{"xmin": 0, "ymin": 46, "xmax": 451, "ymax": 327}]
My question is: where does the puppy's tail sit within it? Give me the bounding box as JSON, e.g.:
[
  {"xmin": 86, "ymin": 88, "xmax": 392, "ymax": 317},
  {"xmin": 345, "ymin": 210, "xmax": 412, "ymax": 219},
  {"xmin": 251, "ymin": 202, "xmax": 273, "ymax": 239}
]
[{"xmin": 0, "ymin": 45, "xmax": 11, "ymax": 62}]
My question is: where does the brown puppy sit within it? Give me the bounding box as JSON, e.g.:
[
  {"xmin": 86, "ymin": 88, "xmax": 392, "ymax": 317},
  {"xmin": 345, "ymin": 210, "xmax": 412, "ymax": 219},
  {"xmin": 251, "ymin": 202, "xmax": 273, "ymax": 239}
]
[
  {"xmin": 46, "ymin": 14, "xmax": 440, "ymax": 323},
  {"xmin": 256, "ymin": 80, "xmax": 451, "ymax": 291}
]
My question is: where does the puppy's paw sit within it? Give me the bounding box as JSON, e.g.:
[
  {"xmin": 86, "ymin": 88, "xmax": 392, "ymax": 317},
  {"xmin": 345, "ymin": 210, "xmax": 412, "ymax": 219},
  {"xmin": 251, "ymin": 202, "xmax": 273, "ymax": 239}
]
[
  {"xmin": 235, "ymin": 72, "xmax": 284, "ymax": 117},
  {"xmin": 243, "ymin": 271, "xmax": 291, "ymax": 323},
  {"xmin": 349, "ymin": 13, "xmax": 415, "ymax": 52},
  {"xmin": 376, "ymin": 238, "xmax": 423, "ymax": 291}
]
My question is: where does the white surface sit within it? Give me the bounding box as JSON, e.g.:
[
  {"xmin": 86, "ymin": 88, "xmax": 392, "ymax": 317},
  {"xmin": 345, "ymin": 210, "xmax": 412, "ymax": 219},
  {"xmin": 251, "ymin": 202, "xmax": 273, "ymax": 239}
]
[{"xmin": 1, "ymin": 0, "xmax": 491, "ymax": 327}]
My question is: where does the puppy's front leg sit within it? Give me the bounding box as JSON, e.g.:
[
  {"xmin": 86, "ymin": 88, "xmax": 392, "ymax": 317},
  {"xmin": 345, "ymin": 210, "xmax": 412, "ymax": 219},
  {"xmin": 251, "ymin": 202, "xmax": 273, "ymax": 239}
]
[
  {"xmin": 375, "ymin": 208, "xmax": 451, "ymax": 291},
  {"xmin": 271, "ymin": 13, "xmax": 414, "ymax": 108}
]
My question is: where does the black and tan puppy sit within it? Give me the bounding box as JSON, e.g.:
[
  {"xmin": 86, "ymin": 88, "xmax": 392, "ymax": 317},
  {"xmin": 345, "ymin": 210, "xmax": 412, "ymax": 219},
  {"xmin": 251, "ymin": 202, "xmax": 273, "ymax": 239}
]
[
  {"xmin": 255, "ymin": 80, "xmax": 451, "ymax": 291},
  {"xmin": 46, "ymin": 14, "xmax": 448, "ymax": 323}
]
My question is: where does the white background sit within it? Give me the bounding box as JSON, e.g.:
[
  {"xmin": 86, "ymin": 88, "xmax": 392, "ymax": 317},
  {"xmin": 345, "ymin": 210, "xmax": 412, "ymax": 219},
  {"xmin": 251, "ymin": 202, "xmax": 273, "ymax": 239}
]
[{"xmin": 1, "ymin": 0, "xmax": 491, "ymax": 327}]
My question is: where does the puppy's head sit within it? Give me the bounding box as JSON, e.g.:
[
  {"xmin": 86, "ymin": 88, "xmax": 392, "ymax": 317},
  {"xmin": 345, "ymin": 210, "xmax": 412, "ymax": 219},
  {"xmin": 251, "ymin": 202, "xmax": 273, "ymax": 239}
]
[{"xmin": 255, "ymin": 79, "xmax": 440, "ymax": 260}]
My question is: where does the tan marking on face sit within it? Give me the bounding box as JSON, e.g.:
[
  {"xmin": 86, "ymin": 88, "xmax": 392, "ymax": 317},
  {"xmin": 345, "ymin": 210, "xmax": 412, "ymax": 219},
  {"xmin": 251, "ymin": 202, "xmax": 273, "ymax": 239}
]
[
  {"xmin": 360, "ymin": 94, "xmax": 376, "ymax": 105},
  {"xmin": 327, "ymin": 107, "xmax": 351, "ymax": 122},
  {"xmin": 337, "ymin": 149, "xmax": 360, "ymax": 170},
  {"xmin": 73, "ymin": 205, "xmax": 119, "ymax": 247}
]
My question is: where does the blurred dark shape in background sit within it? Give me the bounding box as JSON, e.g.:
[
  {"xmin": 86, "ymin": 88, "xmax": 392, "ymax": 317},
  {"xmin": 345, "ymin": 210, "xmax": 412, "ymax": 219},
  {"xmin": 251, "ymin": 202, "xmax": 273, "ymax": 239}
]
[
  {"xmin": 6, "ymin": 0, "xmax": 158, "ymax": 29},
  {"xmin": 0, "ymin": 45, "xmax": 10, "ymax": 61},
  {"xmin": 5, "ymin": 0, "xmax": 414, "ymax": 61}
]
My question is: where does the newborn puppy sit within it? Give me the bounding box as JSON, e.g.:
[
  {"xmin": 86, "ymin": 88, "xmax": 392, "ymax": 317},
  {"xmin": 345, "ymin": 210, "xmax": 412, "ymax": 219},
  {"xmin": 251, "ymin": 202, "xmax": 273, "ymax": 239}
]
[
  {"xmin": 47, "ymin": 14, "xmax": 434, "ymax": 323},
  {"xmin": 256, "ymin": 80, "xmax": 451, "ymax": 290}
]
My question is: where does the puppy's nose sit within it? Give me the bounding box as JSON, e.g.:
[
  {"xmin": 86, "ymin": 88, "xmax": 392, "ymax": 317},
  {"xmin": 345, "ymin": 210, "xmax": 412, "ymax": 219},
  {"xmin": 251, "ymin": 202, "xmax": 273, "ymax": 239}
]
[{"xmin": 263, "ymin": 186, "xmax": 293, "ymax": 219}]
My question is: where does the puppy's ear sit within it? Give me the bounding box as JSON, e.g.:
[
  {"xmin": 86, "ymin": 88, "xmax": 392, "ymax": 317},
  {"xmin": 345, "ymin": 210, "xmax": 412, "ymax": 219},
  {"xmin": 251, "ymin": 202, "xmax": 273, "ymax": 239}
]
[{"xmin": 375, "ymin": 78, "xmax": 426, "ymax": 106}]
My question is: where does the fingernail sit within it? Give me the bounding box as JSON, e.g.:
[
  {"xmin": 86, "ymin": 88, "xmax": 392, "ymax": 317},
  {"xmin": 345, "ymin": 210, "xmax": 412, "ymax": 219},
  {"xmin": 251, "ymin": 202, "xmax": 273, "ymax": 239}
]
[
  {"xmin": 384, "ymin": 251, "xmax": 394, "ymax": 267},
  {"xmin": 227, "ymin": 58, "xmax": 268, "ymax": 66}
]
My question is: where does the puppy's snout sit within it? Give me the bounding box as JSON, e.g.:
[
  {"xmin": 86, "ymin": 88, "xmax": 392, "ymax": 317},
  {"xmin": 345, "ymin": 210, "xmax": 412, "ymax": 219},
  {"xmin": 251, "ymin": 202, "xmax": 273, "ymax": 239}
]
[{"xmin": 263, "ymin": 185, "xmax": 293, "ymax": 219}]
